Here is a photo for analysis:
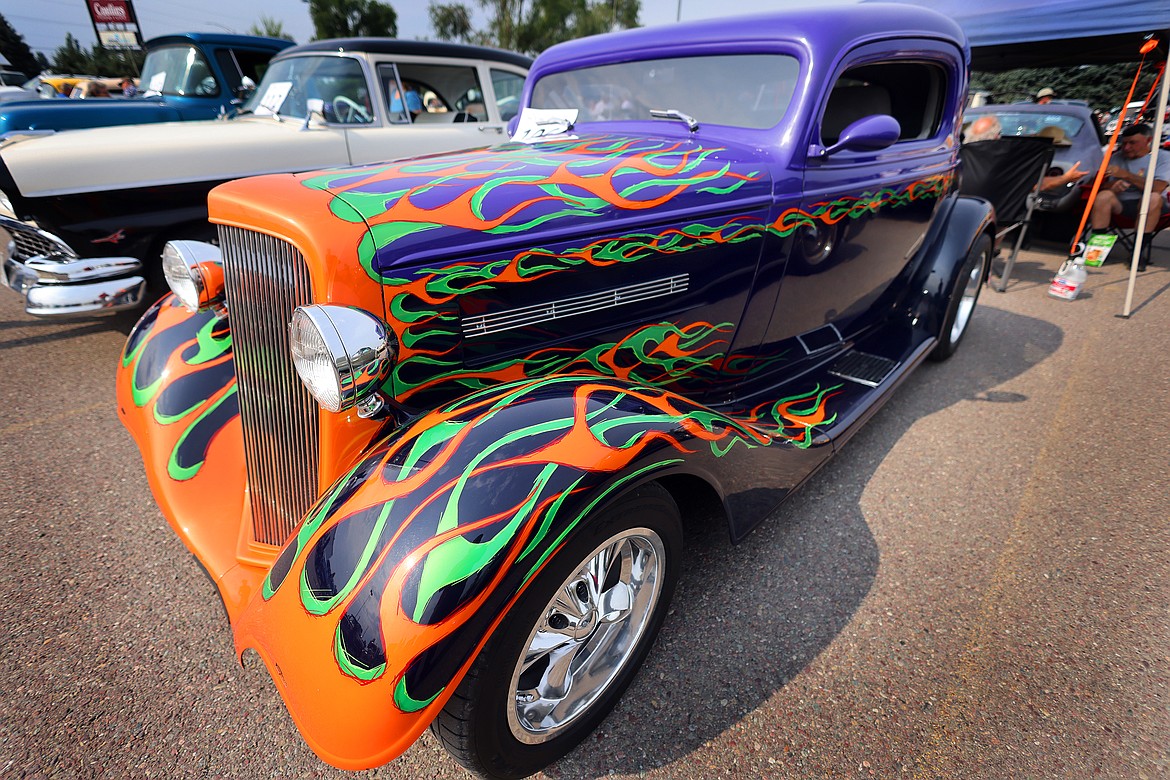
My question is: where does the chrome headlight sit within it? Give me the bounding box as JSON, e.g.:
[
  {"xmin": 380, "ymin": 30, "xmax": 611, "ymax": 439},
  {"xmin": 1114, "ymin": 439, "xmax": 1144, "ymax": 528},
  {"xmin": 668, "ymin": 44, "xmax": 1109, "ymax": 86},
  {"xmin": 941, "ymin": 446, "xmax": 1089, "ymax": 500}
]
[
  {"xmin": 0, "ymin": 190, "xmax": 13, "ymax": 217},
  {"xmin": 162, "ymin": 240, "xmax": 224, "ymax": 312},
  {"xmin": 289, "ymin": 305, "xmax": 394, "ymax": 415}
]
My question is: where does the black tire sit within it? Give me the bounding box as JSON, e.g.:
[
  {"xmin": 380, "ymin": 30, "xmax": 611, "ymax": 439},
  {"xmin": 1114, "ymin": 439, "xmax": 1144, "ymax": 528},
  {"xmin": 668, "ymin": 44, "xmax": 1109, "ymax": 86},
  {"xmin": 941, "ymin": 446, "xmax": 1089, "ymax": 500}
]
[
  {"xmin": 430, "ymin": 481, "xmax": 683, "ymax": 780},
  {"xmin": 929, "ymin": 233, "xmax": 990, "ymax": 362}
]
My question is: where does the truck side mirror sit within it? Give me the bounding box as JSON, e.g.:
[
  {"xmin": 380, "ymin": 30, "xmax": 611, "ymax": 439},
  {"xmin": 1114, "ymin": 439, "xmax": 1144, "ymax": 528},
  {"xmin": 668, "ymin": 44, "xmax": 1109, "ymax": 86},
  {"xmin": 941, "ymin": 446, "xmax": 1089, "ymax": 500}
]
[{"xmin": 820, "ymin": 114, "xmax": 901, "ymax": 157}]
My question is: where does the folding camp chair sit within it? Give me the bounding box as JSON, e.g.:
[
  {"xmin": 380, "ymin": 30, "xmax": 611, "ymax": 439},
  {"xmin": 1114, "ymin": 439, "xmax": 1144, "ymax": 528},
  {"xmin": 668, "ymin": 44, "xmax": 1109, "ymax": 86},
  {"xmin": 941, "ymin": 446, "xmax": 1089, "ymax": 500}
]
[
  {"xmin": 1110, "ymin": 193, "xmax": 1170, "ymax": 266},
  {"xmin": 958, "ymin": 136, "xmax": 1056, "ymax": 291}
]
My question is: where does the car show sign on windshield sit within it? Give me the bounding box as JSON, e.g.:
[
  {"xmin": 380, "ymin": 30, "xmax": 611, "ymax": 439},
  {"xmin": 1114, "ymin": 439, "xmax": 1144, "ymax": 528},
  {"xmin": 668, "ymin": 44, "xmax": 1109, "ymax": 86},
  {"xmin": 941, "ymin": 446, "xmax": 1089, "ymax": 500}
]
[{"xmin": 86, "ymin": 0, "xmax": 142, "ymax": 50}]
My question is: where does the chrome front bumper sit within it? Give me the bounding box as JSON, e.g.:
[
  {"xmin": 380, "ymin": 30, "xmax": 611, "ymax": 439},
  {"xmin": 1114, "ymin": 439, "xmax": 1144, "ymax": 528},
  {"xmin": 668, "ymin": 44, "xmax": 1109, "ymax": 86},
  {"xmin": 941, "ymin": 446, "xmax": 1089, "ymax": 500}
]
[{"xmin": 0, "ymin": 216, "xmax": 146, "ymax": 317}]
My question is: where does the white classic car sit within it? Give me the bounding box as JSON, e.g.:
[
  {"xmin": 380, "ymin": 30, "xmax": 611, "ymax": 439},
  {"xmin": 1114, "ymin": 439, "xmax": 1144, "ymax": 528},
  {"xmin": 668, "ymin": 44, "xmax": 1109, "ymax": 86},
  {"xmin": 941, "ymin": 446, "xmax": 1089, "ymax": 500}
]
[{"xmin": 0, "ymin": 39, "xmax": 530, "ymax": 317}]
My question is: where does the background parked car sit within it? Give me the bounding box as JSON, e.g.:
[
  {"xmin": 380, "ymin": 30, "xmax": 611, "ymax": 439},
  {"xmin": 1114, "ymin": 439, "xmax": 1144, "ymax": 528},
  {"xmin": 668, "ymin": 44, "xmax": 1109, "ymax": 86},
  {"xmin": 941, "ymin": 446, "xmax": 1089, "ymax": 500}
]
[
  {"xmin": 0, "ymin": 38, "xmax": 531, "ymax": 318},
  {"xmin": 0, "ymin": 33, "xmax": 292, "ymax": 141},
  {"xmin": 963, "ymin": 100, "xmax": 1105, "ymax": 236},
  {"xmin": 0, "ymin": 69, "xmax": 26, "ymax": 87}
]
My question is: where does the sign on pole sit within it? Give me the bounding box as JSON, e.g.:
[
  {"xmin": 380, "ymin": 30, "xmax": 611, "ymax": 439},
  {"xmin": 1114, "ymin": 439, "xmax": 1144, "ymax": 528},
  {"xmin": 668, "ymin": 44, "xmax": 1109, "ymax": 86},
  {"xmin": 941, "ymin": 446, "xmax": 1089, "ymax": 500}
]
[{"xmin": 86, "ymin": 0, "xmax": 143, "ymax": 50}]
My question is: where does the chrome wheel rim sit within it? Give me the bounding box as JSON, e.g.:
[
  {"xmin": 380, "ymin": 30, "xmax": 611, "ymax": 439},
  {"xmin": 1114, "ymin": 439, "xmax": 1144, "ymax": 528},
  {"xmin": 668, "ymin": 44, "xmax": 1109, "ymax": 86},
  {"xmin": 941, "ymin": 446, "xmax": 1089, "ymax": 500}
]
[
  {"xmin": 507, "ymin": 527, "xmax": 665, "ymax": 743},
  {"xmin": 950, "ymin": 260, "xmax": 983, "ymax": 345}
]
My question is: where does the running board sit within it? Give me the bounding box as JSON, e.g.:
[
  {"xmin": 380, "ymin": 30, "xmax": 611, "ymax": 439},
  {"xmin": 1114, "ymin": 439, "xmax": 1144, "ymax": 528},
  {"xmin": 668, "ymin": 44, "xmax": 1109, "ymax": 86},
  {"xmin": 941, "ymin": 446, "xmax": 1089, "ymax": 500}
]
[{"xmin": 828, "ymin": 350, "xmax": 899, "ymax": 387}]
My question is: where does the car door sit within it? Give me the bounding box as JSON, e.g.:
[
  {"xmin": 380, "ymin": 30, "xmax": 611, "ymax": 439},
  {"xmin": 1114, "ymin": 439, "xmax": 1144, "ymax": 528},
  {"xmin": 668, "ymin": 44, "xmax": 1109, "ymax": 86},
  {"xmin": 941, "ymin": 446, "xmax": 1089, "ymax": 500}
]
[
  {"xmin": 765, "ymin": 45, "xmax": 957, "ymax": 361},
  {"xmin": 344, "ymin": 60, "xmax": 511, "ymax": 165}
]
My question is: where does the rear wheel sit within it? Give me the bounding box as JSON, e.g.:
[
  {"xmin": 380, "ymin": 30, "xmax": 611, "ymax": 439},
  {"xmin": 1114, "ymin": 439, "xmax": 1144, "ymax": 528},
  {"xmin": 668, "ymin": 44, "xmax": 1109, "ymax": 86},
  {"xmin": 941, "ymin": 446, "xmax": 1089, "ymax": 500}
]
[
  {"xmin": 430, "ymin": 482, "xmax": 682, "ymax": 780},
  {"xmin": 930, "ymin": 233, "xmax": 989, "ymax": 362}
]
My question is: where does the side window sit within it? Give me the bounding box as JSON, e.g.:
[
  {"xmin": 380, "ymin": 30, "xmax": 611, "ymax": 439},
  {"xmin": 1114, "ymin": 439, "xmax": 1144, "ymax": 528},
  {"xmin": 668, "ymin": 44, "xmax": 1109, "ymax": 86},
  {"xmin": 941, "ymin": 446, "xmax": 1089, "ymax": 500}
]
[
  {"xmin": 821, "ymin": 61, "xmax": 945, "ymax": 146},
  {"xmin": 491, "ymin": 69, "xmax": 525, "ymax": 121},
  {"xmin": 394, "ymin": 62, "xmax": 486, "ymax": 122}
]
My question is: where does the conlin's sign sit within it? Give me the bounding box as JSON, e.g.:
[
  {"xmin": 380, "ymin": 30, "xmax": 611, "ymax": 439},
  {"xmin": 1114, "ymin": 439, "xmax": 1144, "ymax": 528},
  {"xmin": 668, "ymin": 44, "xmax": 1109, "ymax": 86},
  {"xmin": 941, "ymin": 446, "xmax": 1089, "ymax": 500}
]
[
  {"xmin": 90, "ymin": 1, "xmax": 131, "ymax": 23},
  {"xmin": 86, "ymin": 0, "xmax": 142, "ymax": 49}
]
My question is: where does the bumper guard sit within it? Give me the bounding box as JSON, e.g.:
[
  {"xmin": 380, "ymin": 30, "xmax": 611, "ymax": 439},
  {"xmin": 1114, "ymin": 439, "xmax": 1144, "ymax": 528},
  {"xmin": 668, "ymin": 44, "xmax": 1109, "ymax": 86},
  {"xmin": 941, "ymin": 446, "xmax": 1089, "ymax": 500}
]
[{"xmin": 0, "ymin": 215, "xmax": 145, "ymax": 317}]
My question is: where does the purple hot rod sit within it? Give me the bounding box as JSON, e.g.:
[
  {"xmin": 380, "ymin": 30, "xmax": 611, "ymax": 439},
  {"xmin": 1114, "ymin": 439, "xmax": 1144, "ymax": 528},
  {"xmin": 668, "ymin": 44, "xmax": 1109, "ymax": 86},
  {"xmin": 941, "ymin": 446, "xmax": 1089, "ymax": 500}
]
[{"xmin": 117, "ymin": 4, "xmax": 992, "ymax": 778}]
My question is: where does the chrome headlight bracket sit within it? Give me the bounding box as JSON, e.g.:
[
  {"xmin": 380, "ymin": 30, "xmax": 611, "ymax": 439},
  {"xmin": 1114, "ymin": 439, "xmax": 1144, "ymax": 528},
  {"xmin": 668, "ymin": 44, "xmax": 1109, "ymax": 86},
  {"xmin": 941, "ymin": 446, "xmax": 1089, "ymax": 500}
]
[{"xmin": 162, "ymin": 240, "xmax": 225, "ymax": 313}]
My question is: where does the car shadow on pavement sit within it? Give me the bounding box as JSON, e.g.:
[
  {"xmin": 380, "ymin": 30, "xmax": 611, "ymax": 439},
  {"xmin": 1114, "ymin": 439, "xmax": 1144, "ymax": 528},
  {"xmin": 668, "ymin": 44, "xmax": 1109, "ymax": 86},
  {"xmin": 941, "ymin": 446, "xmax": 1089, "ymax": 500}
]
[
  {"xmin": 545, "ymin": 305, "xmax": 1064, "ymax": 778},
  {"xmin": 0, "ymin": 317, "xmax": 125, "ymax": 350}
]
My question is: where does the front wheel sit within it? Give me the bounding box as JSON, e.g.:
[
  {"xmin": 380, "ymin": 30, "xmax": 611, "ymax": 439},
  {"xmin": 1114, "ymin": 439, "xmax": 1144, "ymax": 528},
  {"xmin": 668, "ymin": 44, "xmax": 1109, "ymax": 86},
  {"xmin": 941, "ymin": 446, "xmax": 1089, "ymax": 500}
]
[
  {"xmin": 929, "ymin": 233, "xmax": 989, "ymax": 362},
  {"xmin": 430, "ymin": 482, "xmax": 682, "ymax": 780}
]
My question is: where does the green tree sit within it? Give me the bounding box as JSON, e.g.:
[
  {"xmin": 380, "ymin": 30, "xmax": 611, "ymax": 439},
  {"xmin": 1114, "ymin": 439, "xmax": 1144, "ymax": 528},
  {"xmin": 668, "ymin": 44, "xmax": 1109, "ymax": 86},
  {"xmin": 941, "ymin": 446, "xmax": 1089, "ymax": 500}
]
[
  {"xmin": 49, "ymin": 33, "xmax": 144, "ymax": 78},
  {"xmin": 429, "ymin": 2, "xmax": 474, "ymax": 43},
  {"xmin": 428, "ymin": 0, "xmax": 639, "ymax": 55},
  {"xmin": 249, "ymin": 14, "xmax": 297, "ymax": 42},
  {"xmin": 306, "ymin": 0, "xmax": 398, "ymax": 39},
  {"xmin": 516, "ymin": 0, "xmax": 638, "ymax": 54},
  {"xmin": 52, "ymin": 33, "xmax": 90, "ymax": 75},
  {"xmin": 0, "ymin": 13, "xmax": 40, "ymax": 77},
  {"xmin": 971, "ymin": 62, "xmax": 1160, "ymax": 116},
  {"xmin": 90, "ymin": 44, "xmax": 145, "ymax": 78}
]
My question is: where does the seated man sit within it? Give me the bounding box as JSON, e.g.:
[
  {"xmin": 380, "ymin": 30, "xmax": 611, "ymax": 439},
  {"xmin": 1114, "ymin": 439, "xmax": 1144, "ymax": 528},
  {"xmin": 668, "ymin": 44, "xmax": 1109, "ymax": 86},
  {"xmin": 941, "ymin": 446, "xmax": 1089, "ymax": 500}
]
[
  {"xmin": 964, "ymin": 114, "xmax": 1001, "ymax": 143},
  {"xmin": 1089, "ymin": 123, "xmax": 1170, "ymax": 270},
  {"xmin": 965, "ymin": 115, "xmax": 1087, "ymax": 193}
]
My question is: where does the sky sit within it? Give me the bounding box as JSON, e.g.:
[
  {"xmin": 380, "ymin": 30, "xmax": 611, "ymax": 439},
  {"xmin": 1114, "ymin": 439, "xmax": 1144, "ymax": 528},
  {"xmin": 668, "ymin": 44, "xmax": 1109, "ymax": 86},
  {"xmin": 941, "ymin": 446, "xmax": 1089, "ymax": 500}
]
[{"xmin": 0, "ymin": 0, "xmax": 795, "ymax": 60}]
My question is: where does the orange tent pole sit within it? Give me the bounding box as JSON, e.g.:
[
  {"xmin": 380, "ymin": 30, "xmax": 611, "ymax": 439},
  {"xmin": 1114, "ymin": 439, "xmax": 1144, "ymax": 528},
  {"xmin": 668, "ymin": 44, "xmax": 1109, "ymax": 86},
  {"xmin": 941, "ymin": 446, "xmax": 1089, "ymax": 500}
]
[{"xmin": 1069, "ymin": 53, "xmax": 1149, "ymax": 256}]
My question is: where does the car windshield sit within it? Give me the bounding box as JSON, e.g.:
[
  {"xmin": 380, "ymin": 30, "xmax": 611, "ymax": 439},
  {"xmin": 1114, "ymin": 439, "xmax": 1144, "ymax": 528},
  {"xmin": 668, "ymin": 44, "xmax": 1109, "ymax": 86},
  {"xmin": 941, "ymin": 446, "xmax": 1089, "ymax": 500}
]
[
  {"xmin": 530, "ymin": 54, "xmax": 800, "ymax": 130},
  {"xmin": 984, "ymin": 111, "xmax": 1086, "ymax": 141},
  {"xmin": 243, "ymin": 54, "xmax": 371, "ymax": 123},
  {"xmin": 140, "ymin": 44, "xmax": 218, "ymax": 97}
]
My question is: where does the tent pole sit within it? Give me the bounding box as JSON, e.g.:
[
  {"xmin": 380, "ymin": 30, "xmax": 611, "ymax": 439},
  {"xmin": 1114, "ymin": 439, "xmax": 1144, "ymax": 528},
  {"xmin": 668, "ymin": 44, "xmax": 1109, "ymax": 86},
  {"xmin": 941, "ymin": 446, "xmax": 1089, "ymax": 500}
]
[{"xmin": 1122, "ymin": 45, "xmax": 1170, "ymax": 318}]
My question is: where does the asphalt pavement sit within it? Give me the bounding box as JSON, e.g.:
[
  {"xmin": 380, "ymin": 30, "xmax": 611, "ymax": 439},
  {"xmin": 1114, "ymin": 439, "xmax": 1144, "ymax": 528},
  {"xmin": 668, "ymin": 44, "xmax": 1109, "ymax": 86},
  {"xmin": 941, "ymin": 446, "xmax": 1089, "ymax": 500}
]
[{"xmin": 0, "ymin": 237, "xmax": 1167, "ymax": 779}]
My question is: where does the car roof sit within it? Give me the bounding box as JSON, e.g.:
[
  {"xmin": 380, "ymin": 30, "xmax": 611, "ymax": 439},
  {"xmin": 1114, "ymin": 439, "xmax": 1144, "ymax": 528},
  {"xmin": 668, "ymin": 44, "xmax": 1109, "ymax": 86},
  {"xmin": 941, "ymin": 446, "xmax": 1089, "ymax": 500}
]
[
  {"xmin": 532, "ymin": 2, "xmax": 964, "ymax": 75},
  {"xmin": 145, "ymin": 32, "xmax": 294, "ymax": 51},
  {"xmin": 967, "ymin": 102, "xmax": 1094, "ymax": 119},
  {"xmin": 278, "ymin": 38, "xmax": 532, "ymax": 70}
]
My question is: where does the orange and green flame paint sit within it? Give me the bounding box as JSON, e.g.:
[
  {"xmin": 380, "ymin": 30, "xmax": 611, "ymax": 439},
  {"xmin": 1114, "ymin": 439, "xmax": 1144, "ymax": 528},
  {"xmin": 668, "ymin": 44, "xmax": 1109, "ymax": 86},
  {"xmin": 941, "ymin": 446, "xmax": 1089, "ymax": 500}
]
[
  {"xmin": 248, "ymin": 374, "xmax": 840, "ymax": 712},
  {"xmin": 301, "ymin": 136, "xmax": 951, "ymax": 409},
  {"xmin": 120, "ymin": 298, "xmax": 237, "ymax": 481}
]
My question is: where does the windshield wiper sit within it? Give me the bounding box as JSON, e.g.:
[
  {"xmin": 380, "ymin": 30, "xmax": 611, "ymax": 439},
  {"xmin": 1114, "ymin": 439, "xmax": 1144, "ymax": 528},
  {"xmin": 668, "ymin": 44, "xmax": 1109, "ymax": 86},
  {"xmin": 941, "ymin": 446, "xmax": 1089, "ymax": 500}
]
[{"xmin": 650, "ymin": 108, "xmax": 699, "ymax": 132}]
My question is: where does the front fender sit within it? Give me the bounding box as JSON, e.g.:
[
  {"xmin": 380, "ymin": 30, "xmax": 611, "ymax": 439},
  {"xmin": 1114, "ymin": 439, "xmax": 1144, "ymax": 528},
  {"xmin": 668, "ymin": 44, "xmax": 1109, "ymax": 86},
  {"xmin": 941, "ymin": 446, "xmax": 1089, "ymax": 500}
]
[
  {"xmin": 233, "ymin": 372, "xmax": 832, "ymax": 769},
  {"xmin": 116, "ymin": 295, "xmax": 247, "ymax": 592}
]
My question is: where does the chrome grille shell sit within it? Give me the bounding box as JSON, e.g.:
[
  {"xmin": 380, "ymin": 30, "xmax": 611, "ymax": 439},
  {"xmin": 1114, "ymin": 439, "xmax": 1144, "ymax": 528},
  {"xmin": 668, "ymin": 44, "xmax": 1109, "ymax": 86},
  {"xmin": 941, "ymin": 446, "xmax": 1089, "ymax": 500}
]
[{"xmin": 219, "ymin": 226, "xmax": 319, "ymax": 547}]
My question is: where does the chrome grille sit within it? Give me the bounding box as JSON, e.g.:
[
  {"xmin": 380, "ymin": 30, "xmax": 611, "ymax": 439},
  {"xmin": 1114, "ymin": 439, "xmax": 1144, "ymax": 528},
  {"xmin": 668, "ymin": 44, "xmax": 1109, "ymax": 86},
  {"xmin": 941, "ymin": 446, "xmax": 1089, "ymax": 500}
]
[
  {"xmin": 219, "ymin": 225, "xmax": 319, "ymax": 547},
  {"xmin": 2, "ymin": 220, "xmax": 77, "ymax": 261}
]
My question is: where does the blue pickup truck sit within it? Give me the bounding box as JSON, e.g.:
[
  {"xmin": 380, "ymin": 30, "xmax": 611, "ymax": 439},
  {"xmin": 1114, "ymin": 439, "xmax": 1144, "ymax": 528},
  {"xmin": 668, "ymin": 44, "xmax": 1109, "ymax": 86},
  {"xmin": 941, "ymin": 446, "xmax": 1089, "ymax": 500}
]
[{"xmin": 0, "ymin": 32, "xmax": 292, "ymax": 140}]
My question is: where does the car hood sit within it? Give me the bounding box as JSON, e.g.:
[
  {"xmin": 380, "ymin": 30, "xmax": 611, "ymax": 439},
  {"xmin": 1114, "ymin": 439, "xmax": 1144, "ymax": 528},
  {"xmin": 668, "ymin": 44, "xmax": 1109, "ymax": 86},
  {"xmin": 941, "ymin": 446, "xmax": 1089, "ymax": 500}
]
[
  {"xmin": 1, "ymin": 115, "xmax": 352, "ymax": 199},
  {"xmin": 269, "ymin": 132, "xmax": 774, "ymax": 277},
  {"xmin": 0, "ymin": 96, "xmax": 180, "ymax": 134}
]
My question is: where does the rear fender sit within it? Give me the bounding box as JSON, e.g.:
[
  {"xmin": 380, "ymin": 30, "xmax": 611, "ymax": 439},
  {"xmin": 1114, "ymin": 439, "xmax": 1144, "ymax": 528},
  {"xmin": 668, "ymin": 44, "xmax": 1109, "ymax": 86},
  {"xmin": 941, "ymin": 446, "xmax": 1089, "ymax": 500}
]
[
  {"xmin": 232, "ymin": 373, "xmax": 830, "ymax": 769},
  {"xmin": 907, "ymin": 193, "xmax": 994, "ymax": 336}
]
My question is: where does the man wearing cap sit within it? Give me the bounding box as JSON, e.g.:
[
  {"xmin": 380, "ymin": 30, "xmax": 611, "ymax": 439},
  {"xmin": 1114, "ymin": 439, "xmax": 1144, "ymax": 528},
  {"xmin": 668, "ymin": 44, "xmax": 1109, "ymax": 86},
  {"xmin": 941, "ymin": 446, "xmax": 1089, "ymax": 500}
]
[
  {"xmin": 1035, "ymin": 87, "xmax": 1055, "ymax": 104},
  {"xmin": 1089, "ymin": 123, "xmax": 1169, "ymax": 269}
]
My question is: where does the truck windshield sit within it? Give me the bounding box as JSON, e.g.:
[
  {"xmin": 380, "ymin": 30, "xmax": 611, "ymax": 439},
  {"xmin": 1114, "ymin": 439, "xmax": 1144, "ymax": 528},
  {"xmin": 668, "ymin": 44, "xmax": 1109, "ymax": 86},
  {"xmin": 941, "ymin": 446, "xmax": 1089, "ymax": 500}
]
[
  {"xmin": 242, "ymin": 55, "xmax": 371, "ymax": 123},
  {"xmin": 140, "ymin": 44, "xmax": 219, "ymax": 97},
  {"xmin": 530, "ymin": 53, "xmax": 800, "ymax": 130}
]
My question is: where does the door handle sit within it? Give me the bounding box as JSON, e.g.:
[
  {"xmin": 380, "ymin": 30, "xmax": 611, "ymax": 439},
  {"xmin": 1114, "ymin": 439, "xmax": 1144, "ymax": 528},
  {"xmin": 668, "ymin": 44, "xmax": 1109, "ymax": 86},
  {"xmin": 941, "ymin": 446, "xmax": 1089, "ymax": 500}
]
[{"xmin": 478, "ymin": 126, "xmax": 504, "ymax": 133}]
